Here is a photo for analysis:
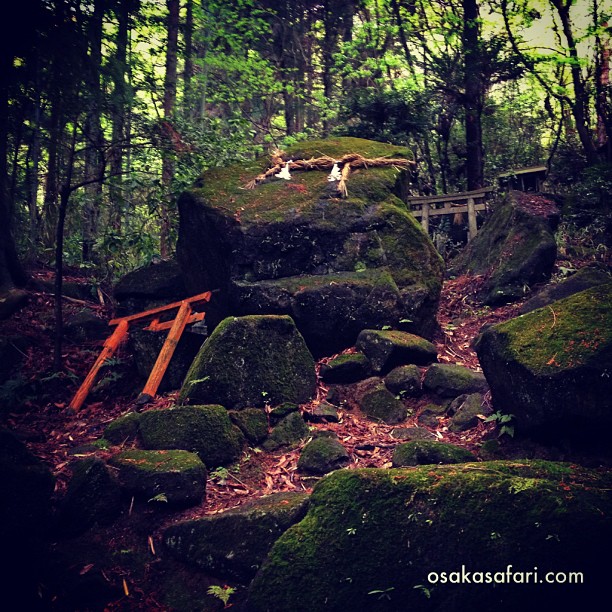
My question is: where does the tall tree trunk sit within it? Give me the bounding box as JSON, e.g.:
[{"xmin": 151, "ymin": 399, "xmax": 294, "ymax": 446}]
[
  {"xmin": 83, "ymin": 0, "xmax": 104, "ymax": 262},
  {"xmin": 109, "ymin": 1, "xmax": 129, "ymax": 231},
  {"xmin": 183, "ymin": 0, "xmax": 194, "ymax": 118},
  {"xmin": 463, "ymin": 0, "xmax": 484, "ymax": 191},
  {"xmin": 549, "ymin": 0, "xmax": 599, "ymax": 165},
  {"xmin": 160, "ymin": 0, "xmax": 180, "ymax": 258},
  {"xmin": 0, "ymin": 35, "xmax": 28, "ymax": 290}
]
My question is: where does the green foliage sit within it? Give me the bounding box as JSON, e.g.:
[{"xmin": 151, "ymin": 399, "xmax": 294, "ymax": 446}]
[
  {"xmin": 484, "ymin": 411, "xmax": 515, "ymax": 438},
  {"xmin": 207, "ymin": 584, "xmax": 236, "ymax": 607}
]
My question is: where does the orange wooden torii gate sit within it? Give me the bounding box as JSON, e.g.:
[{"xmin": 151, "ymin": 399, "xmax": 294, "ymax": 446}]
[{"xmin": 69, "ymin": 291, "xmax": 212, "ymax": 411}]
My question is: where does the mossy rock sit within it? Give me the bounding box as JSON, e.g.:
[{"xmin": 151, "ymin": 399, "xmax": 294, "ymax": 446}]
[
  {"xmin": 139, "ymin": 405, "xmax": 244, "ymax": 467},
  {"xmin": 177, "ymin": 137, "xmax": 443, "ymax": 353},
  {"xmin": 114, "ymin": 259, "xmax": 187, "ymax": 315},
  {"xmin": 103, "ymin": 412, "xmax": 141, "ymax": 445},
  {"xmin": 390, "ymin": 426, "xmax": 436, "ymax": 441},
  {"xmin": 269, "ymin": 402, "xmax": 300, "ymax": 425},
  {"xmin": 449, "ymin": 192, "xmax": 558, "ymax": 306},
  {"xmin": 262, "ymin": 412, "xmax": 309, "ymax": 451},
  {"xmin": 297, "ymin": 437, "xmax": 349, "ymax": 475},
  {"xmin": 230, "ymin": 408, "xmax": 269, "ymax": 445},
  {"xmin": 423, "ymin": 363, "xmax": 488, "ymax": 398},
  {"xmin": 359, "ymin": 386, "xmax": 408, "ymax": 424},
  {"xmin": 320, "ymin": 352, "xmax": 372, "ymax": 384},
  {"xmin": 306, "ymin": 401, "xmax": 340, "ymax": 423},
  {"xmin": 179, "ymin": 315, "xmax": 316, "ymax": 409},
  {"xmin": 392, "ymin": 440, "xmax": 476, "ymax": 466},
  {"xmin": 58, "ymin": 457, "xmax": 121, "ymax": 534},
  {"xmin": 247, "ymin": 461, "xmax": 612, "ymax": 611},
  {"xmin": 164, "ymin": 492, "xmax": 309, "ymax": 581},
  {"xmin": 475, "ymin": 283, "xmax": 612, "ymax": 435},
  {"xmin": 108, "ymin": 449, "xmax": 206, "ymax": 505},
  {"xmin": 356, "ymin": 329, "xmax": 437, "ymax": 373},
  {"xmin": 417, "ymin": 403, "xmax": 447, "ymax": 427},
  {"xmin": 384, "ymin": 364, "xmax": 422, "ymax": 397},
  {"xmin": 520, "ymin": 265, "xmax": 611, "ymax": 314},
  {"xmin": 448, "ymin": 393, "xmax": 488, "ymax": 432}
]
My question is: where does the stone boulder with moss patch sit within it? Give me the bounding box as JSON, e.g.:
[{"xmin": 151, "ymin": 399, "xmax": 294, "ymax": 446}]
[
  {"xmin": 449, "ymin": 191, "xmax": 559, "ymax": 305},
  {"xmin": 475, "ymin": 283, "xmax": 612, "ymax": 436},
  {"xmin": 423, "ymin": 363, "xmax": 488, "ymax": 398},
  {"xmin": 356, "ymin": 329, "xmax": 437, "ymax": 373},
  {"xmin": 108, "ymin": 449, "xmax": 207, "ymax": 505},
  {"xmin": 164, "ymin": 492, "xmax": 309, "ymax": 581},
  {"xmin": 139, "ymin": 405, "xmax": 245, "ymax": 467},
  {"xmin": 247, "ymin": 461, "xmax": 612, "ymax": 611},
  {"xmin": 177, "ymin": 137, "xmax": 444, "ymax": 355},
  {"xmin": 297, "ymin": 435, "xmax": 349, "ymax": 475},
  {"xmin": 392, "ymin": 440, "xmax": 476, "ymax": 466},
  {"xmin": 359, "ymin": 385, "xmax": 408, "ymax": 424},
  {"xmin": 179, "ymin": 315, "xmax": 316, "ymax": 409}
]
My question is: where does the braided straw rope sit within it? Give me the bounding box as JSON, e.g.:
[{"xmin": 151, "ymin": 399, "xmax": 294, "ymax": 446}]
[{"xmin": 244, "ymin": 151, "xmax": 415, "ymax": 197}]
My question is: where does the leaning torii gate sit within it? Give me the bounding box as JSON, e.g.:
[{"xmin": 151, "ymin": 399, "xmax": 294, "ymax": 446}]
[{"xmin": 406, "ymin": 187, "xmax": 495, "ymax": 241}]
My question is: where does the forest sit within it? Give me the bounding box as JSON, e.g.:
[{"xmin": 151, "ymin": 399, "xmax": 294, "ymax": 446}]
[
  {"xmin": 1, "ymin": 0, "xmax": 611, "ymax": 295},
  {"xmin": 1, "ymin": 1, "xmax": 612, "ymax": 611}
]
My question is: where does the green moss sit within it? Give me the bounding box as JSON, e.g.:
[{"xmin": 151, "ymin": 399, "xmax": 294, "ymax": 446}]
[
  {"xmin": 180, "ymin": 315, "xmax": 316, "ymax": 409},
  {"xmin": 139, "ymin": 405, "xmax": 244, "ymax": 467},
  {"xmin": 230, "ymin": 408, "xmax": 269, "ymax": 445},
  {"xmin": 297, "ymin": 437, "xmax": 349, "ymax": 475},
  {"xmin": 492, "ymin": 283, "xmax": 612, "ymax": 375},
  {"xmin": 262, "ymin": 412, "xmax": 309, "ymax": 451},
  {"xmin": 110, "ymin": 449, "xmax": 204, "ymax": 472},
  {"xmin": 248, "ymin": 461, "xmax": 612, "ymax": 611},
  {"xmin": 103, "ymin": 412, "xmax": 141, "ymax": 444},
  {"xmin": 391, "ymin": 440, "xmax": 476, "ymax": 466},
  {"xmin": 360, "ymin": 386, "xmax": 407, "ymax": 424},
  {"xmin": 191, "ymin": 137, "xmax": 410, "ymax": 222},
  {"xmin": 423, "ymin": 363, "xmax": 488, "ymax": 397},
  {"xmin": 164, "ymin": 492, "xmax": 309, "ymax": 581}
]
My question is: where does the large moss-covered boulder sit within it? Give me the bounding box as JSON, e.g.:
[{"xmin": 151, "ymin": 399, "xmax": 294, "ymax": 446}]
[
  {"xmin": 356, "ymin": 329, "xmax": 437, "ymax": 373},
  {"xmin": 108, "ymin": 449, "xmax": 206, "ymax": 505},
  {"xmin": 177, "ymin": 137, "xmax": 444, "ymax": 355},
  {"xmin": 297, "ymin": 435, "xmax": 350, "ymax": 475},
  {"xmin": 475, "ymin": 283, "xmax": 612, "ymax": 435},
  {"xmin": 139, "ymin": 405, "xmax": 244, "ymax": 467},
  {"xmin": 423, "ymin": 363, "xmax": 488, "ymax": 398},
  {"xmin": 247, "ymin": 461, "xmax": 612, "ymax": 611},
  {"xmin": 320, "ymin": 352, "xmax": 372, "ymax": 384},
  {"xmin": 449, "ymin": 191, "xmax": 559, "ymax": 305},
  {"xmin": 58, "ymin": 457, "xmax": 121, "ymax": 534},
  {"xmin": 179, "ymin": 315, "xmax": 316, "ymax": 409},
  {"xmin": 164, "ymin": 492, "xmax": 309, "ymax": 581}
]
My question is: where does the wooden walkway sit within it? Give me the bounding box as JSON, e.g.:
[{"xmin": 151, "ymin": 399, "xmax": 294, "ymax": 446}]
[{"xmin": 406, "ymin": 187, "xmax": 495, "ymax": 241}]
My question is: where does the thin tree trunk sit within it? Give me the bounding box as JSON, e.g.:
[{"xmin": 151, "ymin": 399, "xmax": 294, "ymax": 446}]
[
  {"xmin": 83, "ymin": 0, "xmax": 104, "ymax": 262},
  {"xmin": 160, "ymin": 0, "xmax": 180, "ymax": 258},
  {"xmin": 463, "ymin": 0, "xmax": 484, "ymax": 191},
  {"xmin": 183, "ymin": 0, "xmax": 194, "ymax": 118},
  {"xmin": 109, "ymin": 1, "xmax": 129, "ymax": 231}
]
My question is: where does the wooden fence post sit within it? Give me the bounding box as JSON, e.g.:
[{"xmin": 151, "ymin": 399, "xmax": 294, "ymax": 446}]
[
  {"xmin": 467, "ymin": 197, "xmax": 477, "ymax": 241},
  {"xmin": 421, "ymin": 203, "xmax": 430, "ymax": 235}
]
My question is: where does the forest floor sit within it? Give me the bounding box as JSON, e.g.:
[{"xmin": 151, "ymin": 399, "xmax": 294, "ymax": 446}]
[{"xmin": 0, "ymin": 250, "xmax": 601, "ymax": 610}]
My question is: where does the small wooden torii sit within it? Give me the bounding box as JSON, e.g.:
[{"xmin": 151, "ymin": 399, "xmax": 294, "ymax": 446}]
[{"xmin": 69, "ymin": 291, "xmax": 212, "ymax": 411}]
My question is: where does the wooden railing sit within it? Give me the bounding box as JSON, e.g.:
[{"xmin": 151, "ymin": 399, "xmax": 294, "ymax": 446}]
[{"xmin": 406, "ymin": 187, "xmax": 495, "ymax": 240}]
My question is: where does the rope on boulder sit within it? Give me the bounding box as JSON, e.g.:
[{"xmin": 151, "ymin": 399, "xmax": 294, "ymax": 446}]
[{"xmin": 244, "ymin": 150, "xmax": 415, "ymax": 197}]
